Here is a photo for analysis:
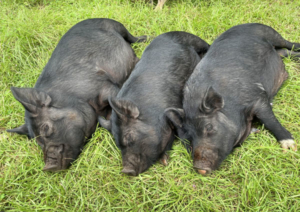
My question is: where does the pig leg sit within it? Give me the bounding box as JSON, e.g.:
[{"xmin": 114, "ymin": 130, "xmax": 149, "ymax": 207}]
[
  {"xmin": 159, "ymin": 154, "xmax": 169, "ymax": 166},
  {"xmin": 252, "ymin": 24, "xmax": 300, "ymax": 50},
  {"xmin": 119, "ymin": 26, "xmax": 147, "ymax": 44},
  {"xmin": 255, "ymin": 103, "xmax": 297, "ymax": 152},
  {"xmin": 123, "ymin": 33, "xmax": 148, "ymax": 44},
  {"xmin": 250, "ymin": 118, "xmax": 261, "ymax": 134},
  {"xmin": 281, "ymin": 41, "xmax": 300, "ymax": 51},
  {"xmin": 276, "ymin": 49, "xmax": 300, "ymax": 58},
  {"xmin": 265, "ymin": 29, "xmax": 300, "ymax": 50},
  {"xmin": 159, "ymin": 133, "xmax": 175, "ymax": 166},
  {"xmin": 251, "ymin": 128, "xmax": 260, "ymax": 133},
  {"xmin": 111, "ymin": 21, "xmax": 148, "ymax": 44}
]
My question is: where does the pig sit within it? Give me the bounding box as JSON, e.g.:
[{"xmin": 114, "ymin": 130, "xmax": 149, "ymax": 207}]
[
  {"xmin": 165, "ymin": 23, "xmax": 299, "ymax": 175},
  {"xmin": 7, "ymin": 18, "xmax": 147, "ymax": 171},
  {"xmin": 99, "ymin": 31, "xmax": 210, "ymax": 176}
]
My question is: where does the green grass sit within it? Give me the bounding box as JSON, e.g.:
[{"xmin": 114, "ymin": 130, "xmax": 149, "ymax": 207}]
[{"xmin": 1, "ymin": 0, "xmax": 300, "ymax": 211}]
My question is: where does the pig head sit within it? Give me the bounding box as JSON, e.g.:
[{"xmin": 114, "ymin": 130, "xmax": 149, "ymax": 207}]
[
  {"xmin": 8, "ymin": 87, "xmax": 97, "ymax": 171},
  {"xmin": 99, "ymin": 97, "xmax": 174, "ymax": 176},
  {"xmin": 166, "ymin": 86, "xmax": 239, "ymax": 174}
]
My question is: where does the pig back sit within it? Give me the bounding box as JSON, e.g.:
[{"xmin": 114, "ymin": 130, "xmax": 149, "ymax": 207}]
[
  {"xmin": 117, "ymin": 33, "xmax": 201, "ymax": 119},
  {"xmin": 35, "ymin": 26, "xmax": 136, "ymax": 102},
  {"xmin": 191, "ymin": 33, "xmax": 284, "ymax": 103}
]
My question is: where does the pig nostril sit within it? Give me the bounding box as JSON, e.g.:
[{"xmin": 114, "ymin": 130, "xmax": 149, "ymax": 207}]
[{"xmin": 121, "ymin": 167, "xmax": 137, "ymax": 176}]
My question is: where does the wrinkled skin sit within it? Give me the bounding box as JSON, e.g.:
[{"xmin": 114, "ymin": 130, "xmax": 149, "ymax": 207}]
[
  {"xmin": 99, "ymin": 31, "xmax": 210, "ymax": 176},
  {"xmin": 167, "ymin": 23, "xmax": 299, "ymax": 175},
  {"xmin": 7, "ymin": 18, "xmax": 147, "ymax": 171}
]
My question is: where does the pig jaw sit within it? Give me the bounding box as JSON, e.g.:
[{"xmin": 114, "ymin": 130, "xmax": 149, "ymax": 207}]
[{"xmin": 193, "ymin": 146, "xmax": 219, "ymax": 175}]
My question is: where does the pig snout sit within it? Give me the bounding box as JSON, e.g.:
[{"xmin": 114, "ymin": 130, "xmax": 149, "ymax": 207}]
[
  {"xmin": 43, "ymin": 163, "xmax": 60, "ymax": 172},
  {"xmin": 121, "ymin": 165, "xmax": 138, "ymax": 176},
  {"xmin": 43, "ymin": 158, "xmax": 62, "ymax": 172},
  {"xmin": 121, "ymin": 153, "xmax": 147, "ymax": 176},
  {"xmin": 193, "ymin": 146, "xmax": 218, "ymax": 175},
  {"xmin": 43, "ymin": 144, "xmax": 65, "ymax": 172}
]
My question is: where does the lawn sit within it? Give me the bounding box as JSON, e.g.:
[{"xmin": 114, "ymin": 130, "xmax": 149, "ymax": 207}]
[{"xmin": 1, "ymin": 0, "xmax": 300, "ymax": 211}]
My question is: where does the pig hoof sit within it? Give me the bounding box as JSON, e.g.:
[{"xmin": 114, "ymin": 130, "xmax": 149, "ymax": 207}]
[
  {"xmin": 251, "ymin": 128, "xmax": 260, "ymax": 133},
  {"xmin": 280, "ymin": 139, "xmax": 297, "ymax": 152},
  {"xmin": 137, "ymin": 35, "xmax": 148, "ymax": 43},
  {"xmin": 160, "ymin": 154, "xmax": 169, "ymax": 166}
]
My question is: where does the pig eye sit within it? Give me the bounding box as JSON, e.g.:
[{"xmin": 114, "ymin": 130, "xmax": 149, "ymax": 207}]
[
  {"xmin": 205, "ymin": 123, "xmax": 213, "ymax": 132},
  {"xmin": 123, "ymin": 138, "xmax": 134, "ymax": 147},
  {"xmin": 123, "ymin": 133, "xmax": 135, "ymax": 147},
  {"xmin": 41, "ymin": 123, "xmax": 53, "ymax": 137}
]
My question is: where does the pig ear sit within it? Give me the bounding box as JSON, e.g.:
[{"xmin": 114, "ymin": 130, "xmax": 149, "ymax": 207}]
[
  {"xmin": 200, "ymin": 86, "xmax": 224, "ymax": 114},
  {"xmin": 98, "ymin": 116, "xmax": 111, "ymax": 132},
  {"xmin": 89, "ymin": 86, "xmax": 119, "ymax": 113},
  {"xmin": 11, "ymin": 87, "xmax": 52, "ymax": 114},
  {"xmin": 164, "ymin": 108, "xmax": 185, "ymax": 128},
  {"xmin": 109, "ymin": 97, "xmax": 139, "ymax": 119},
  {"xmin": 7, "ymin": 124, "xmax": 30, "ymax": 136}
]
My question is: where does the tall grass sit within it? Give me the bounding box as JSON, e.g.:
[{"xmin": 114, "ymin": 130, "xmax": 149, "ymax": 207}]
[{"xmin": 1, "ymin": 0, "xmax": 299, "ymax": 211}]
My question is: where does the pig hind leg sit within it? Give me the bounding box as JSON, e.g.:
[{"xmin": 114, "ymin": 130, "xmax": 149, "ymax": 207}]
[
  {"xmin": 259, "ymin": 25, "xmax": 300, "ymax": 51},
  {"xmin": 254, "ymin": 101, "xmax": 297, "ymax": 152},
  {"xmin": 113, "ymin": 22, "xmax": 147, "ymax": 44},
  {"xmin": 123, "ymin": 32, "xmax": 148, "ymax": 44},
  {"xmin": 106, "ymin": 21, "xmax": 148, "ymax": 44},
  {"xmin": 276, "ymin": 49, "xmax": 300, "ymax": 58}
]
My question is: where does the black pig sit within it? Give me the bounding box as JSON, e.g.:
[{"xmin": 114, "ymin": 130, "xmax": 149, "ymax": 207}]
[
  {"xmin": 8, "ymin": 18, "xmax": 147, "ymax": 171},
  {"xmin": 99, "ymin": 31, "xmax": 210, "ymax": 176},
  {"xmin": 166, "ymin": 23, "xmax": 299, "ymax": 175}
]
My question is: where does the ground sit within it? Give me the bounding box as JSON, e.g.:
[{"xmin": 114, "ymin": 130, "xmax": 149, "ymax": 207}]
[{"xmin": 1, "ymin": 0, "xmax": 300, "ymax": 211}]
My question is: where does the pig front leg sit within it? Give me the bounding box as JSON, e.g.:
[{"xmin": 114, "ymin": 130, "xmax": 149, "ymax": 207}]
[
  {"xmin": 254, "ymin": 102, "xmax": 297, "ymax": 152},
  {"xmin": 159, "ymin": 154, "xmax": 169, "ymax": 166}
]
